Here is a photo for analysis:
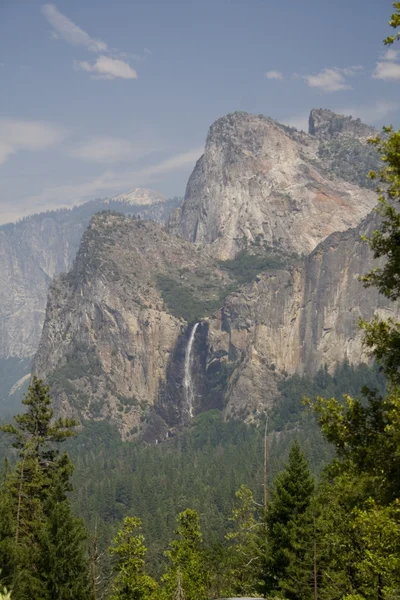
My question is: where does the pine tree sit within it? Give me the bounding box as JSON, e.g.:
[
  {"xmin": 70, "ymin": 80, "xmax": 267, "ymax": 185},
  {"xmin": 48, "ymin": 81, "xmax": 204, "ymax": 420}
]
[
  {"xmin": 109, "ymin": 516, "xmax": 157, "ymax": 600},
  {"xmin": 161, "ymin": 509, "xmax": 207, "ymax": 600},
  {"xmin": 0, "ymin": 377, "xmax": 91, "ymax": 600},
  {"xmin": 262, "ymin": 441, "xmax": 314, "ymax": 597},
  {"xmin": 225, "ymin": 485, "xmax": 261, "ymax": 596}
]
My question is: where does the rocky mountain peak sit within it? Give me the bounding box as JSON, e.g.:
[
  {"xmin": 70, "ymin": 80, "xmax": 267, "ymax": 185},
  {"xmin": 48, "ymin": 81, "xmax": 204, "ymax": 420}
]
[
  {"xmin": 107, "ymin": 188, "xmax": 167, "ymax": 206},
  {"xmin": 169, "ymin": 110, "xmax": 377, "ymax": 260},
  {"xmin": 308, "ymin": 108, "xmax": 376, "ymax": 141}
]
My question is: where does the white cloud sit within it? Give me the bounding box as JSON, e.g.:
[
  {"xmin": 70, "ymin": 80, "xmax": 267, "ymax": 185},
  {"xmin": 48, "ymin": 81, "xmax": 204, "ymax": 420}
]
[
  {"xmin": 41, "ymin": 4, "xmax": 108, "ymax": 53},
  {"xmin": 373, "ymin": 60, "xmax": 400, "ymax": 81},
  {"xmin": 302, "ymin": 66, "xmax": 362, "ymax": 92},
  {"xmin": 265, "ymin": 70, "xmax": 283, "ymax": 80},
  {"xmin": 136, "ymin": 148, "xmax": 203, "ymax": 179},
  {"xmin": 383, "ymin": 48, "xmax": 400, "ymax": 61},
  {"xmin": 76, "ymin": 56, "xmax": 137, "ymax": 80},
  {"xmin": 0, "ymin": 119, "xmax": 65, "ymax": 165},
  {"xmin": 41, "ymin": 4, "xmax": 138, "ymax": 80}
]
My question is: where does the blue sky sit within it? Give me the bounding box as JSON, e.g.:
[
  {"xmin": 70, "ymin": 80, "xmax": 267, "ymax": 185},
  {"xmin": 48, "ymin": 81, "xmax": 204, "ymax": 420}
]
[{"xmin": 0, "ymin": 0, "xmax": 399, "ymax": 223}]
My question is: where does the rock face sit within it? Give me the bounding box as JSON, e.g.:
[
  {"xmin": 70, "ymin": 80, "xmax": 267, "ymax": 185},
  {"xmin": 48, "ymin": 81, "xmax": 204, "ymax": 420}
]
[
  {"xmin": 33, "ymin": 210, "xmax": 399, "ymax": 437},
  {"xmin": 206, "ymin": 212, "xmax": 399, "ymax": 419},
  {"xmin": 308, "ymin": 108, "xmax": 375, "ymax": 141},
  {"xmin": 0, "ymin": 190, "xmax": 181, "ymax": 359},
  {"xmin": 169, "ymin": 111, "xmax": 379, "ymax": 259},
  {"xmin": 31, "ymin": 109, "xmax": 399, "ymax": 437},
  {"xmin": 33, "ymin": 213, "xmax": 234, "ymax": 438},
  {"xmin": 309, "ymin": 109, "xmax": 380, "ymax": 190}
]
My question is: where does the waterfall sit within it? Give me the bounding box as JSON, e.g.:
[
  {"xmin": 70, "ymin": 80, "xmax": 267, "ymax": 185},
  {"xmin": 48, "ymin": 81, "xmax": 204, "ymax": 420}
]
[{"xmin": 184, "ymin": 322, "xmax": 199, "ymax": 417}]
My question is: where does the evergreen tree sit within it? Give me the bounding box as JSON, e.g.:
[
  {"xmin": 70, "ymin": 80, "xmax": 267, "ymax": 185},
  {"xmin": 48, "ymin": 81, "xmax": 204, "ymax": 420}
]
[
  {"xmin": 109, "ymin": 516, "xmax": 157, "ymax": 600},
  {"xmin": 161, "ymin": 509, "xmax": 207, "ymax": 600},
  {"xmin": 225, "ymin": 485, "xmax": 261, "ymax": 596},
  {"xmin": 306, "ymin": 10, "xmax": 400, "ymax": 599},
  {"xmin": 262, "ymin": 441, "xmax": 314, "ymax": 597},
  {"xmin": 360, "ymin": 2, "xmax": 400, "ymax": 384},
  {"xmin": 0, "ymin": 377, "xmax": 91, "ymax": 600}
]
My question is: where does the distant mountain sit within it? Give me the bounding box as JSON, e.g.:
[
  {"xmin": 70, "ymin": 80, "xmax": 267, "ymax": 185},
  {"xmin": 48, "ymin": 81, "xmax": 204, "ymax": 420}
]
[
  {"xmin": 109, "ymin": 188, "xmax": 167, "ymax": 205},
  {"xmin": 0, "ymin": 189, "xmax": 182, "ymax": 414}
]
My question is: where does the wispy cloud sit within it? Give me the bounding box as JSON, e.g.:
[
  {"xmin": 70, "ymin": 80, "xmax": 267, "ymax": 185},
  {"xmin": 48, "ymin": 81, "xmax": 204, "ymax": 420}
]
[
  {"xmin": 69, "ymin": 134, "xmax": 167, "ymax": 164},
  {"xmin": 41, "ymin": 4, "xmax": 108, "ymax": 53},
  {"xmin": 14, "ymin": 147, "xmax": 203, "ymax": 218},
  {"xmin": 76, "ymin": 56, "xmax": 137, "ymax": 80},
  {"xmin": 265, "ymin": 70, "xmax": 283, "ymax": 80},
  {"xmin": 41, "ymin": 4, "xmax": 137, "ymax": 80},
  {"xmin": 334, "ymin": 100, "xmax": 399, "ymax": 124},
  {"xmin": 0, "ymin": 119, "xmax": 65, "ymax": 165},
  {"xmin": 136, "ymin": 148, "xmax": 203, "ymax": 179},
  {"xmin": 301, "ymin": 66, "xmax": 363, "ymax": 92},
  {"xmin": 69, "ymin": 137, "xmax": 138, "ymax": 163}
]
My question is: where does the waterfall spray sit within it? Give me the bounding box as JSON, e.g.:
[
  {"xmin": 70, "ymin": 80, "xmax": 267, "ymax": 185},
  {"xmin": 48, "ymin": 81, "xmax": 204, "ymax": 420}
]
[{"xmin": 184, "ymin": 322, "xmax": 199, "ymax": 417}]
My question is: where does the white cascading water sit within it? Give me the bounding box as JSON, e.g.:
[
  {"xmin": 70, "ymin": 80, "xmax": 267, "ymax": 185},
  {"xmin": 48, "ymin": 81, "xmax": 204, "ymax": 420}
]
[{"xmin": 183, "ymin": 322, "xmax": 199, "ymax": 417}]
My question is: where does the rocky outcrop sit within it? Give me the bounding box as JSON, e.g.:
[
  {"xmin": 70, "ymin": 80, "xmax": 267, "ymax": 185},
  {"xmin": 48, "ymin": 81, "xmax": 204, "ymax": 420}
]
[
  {"xmin": 0, "ymin": 190, "xmax": 181, "ymax": 359},
  {"xmin": 308, "ymin": 108, "xmax": 376, "ymax": 142},
  {"xmin": 169, "ymin": 111, "xmax": 378, "ymax": 259},
  {"xmin": 33, "ymin": 213, "xmax": 234, "ymax": 438},
  {"xmin": 309, "ymin": 109, "xmax": 381, "ymax": 190}
]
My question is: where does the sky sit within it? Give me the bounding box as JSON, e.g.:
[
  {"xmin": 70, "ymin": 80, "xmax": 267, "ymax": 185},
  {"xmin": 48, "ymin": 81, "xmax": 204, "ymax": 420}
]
[{"xmin": 0, "ymin": 0, "xmax": 399, "ymax": 224}]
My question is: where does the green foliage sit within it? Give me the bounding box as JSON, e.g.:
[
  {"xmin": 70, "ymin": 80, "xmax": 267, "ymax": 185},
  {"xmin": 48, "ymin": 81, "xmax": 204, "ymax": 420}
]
[
  {"xmin": 161, "ymin": 509, "xmax": 207, "ymax": 600},
  {"xmin": 219, "ymin": 247, "xmax": 288, "ymax": 284},
  {"xmin": 363, "ymin": 127, "xmax": 400, "ymax": 302},
  {"xmin": 109, "ymin": 516, "xmax": 157, "ymax": 600},
  {"xmin": 384, "ymin": 2, "xmax": 400, "ymax": 45},
  {"xmin": 224, "ymin": 485, "xmax": 262, "ymax": 596},
  {"xmin": 66, "ymin": 408, "xmax": 330, "ymax": 584},
  {"xmin": 272, "ymin": 361, "xmax": 386, "ymax": 431},
  {"xmin": 0, "ymin": 378, "xmax": 91, "ymax": 599},
  {"xmin": 358, "ymin": 82, "xmax": 400, "ymax": 385},
  {"xmin": 156, "ymin": 276, "xmax": 223, "ymax": 322},
  {"xmin": 262, "ymin": 442, "xmax": 315, "ymax": 598},
  {"xmin": 305, "ymin": 16, "xmax": 400, "ymax": 595},
  {"xmin": 157, "ymin": 246, "xmax": 292, "ymax": 322}
]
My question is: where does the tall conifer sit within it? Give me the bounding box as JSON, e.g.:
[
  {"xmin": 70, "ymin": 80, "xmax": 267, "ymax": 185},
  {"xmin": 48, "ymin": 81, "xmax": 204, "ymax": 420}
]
[{"xmin": 0, "ymin": 377, "xmax": 91, "ymax": 600}]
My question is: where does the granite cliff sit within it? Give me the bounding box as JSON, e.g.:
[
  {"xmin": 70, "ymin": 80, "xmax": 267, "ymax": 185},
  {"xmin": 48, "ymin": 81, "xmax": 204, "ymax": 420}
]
[
  {"xmin": 33, "ymin": 212, "xmax": 399, "ymax": 438},
  {"xmin": 169, "ymin": 110, "xmax": 379, "ymax": 259},
  {"xmin": 0, "ymin": 189, "xmax": 180, "ymax": 360},
  {"xmin": 33, "ymin": 213, "xmax": 235, "ymax": 438},
  {"xmin": 0, "ymin": 189, "xmax": 181, "ymax": 415}
]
